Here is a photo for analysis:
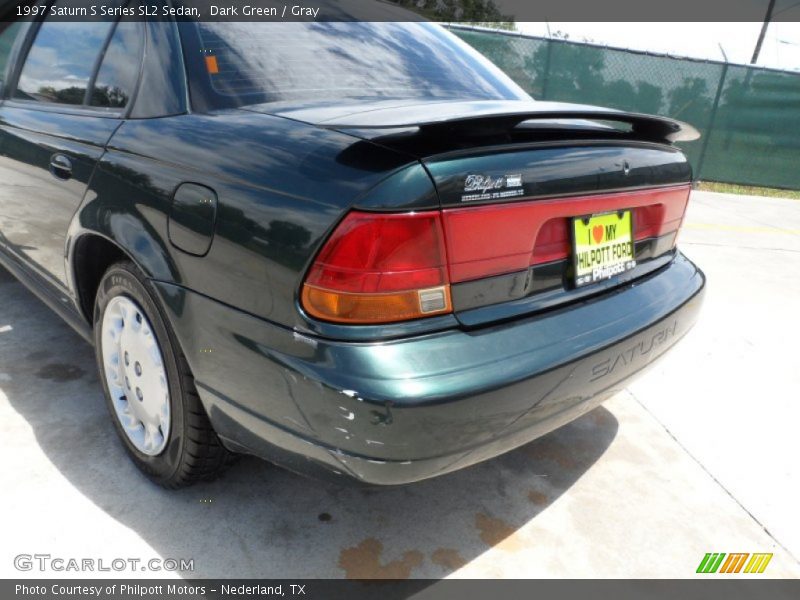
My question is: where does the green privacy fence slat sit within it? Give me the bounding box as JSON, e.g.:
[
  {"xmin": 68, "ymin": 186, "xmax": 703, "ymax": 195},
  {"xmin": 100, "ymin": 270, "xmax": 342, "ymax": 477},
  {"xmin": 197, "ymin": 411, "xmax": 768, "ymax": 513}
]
[
  {"xmin": 703, "ymin": 65, "xmax": 800, "ymax": 189},
  {"xmin": 453, "ymin": 27, "xmax": 800, "ymax": 191}
]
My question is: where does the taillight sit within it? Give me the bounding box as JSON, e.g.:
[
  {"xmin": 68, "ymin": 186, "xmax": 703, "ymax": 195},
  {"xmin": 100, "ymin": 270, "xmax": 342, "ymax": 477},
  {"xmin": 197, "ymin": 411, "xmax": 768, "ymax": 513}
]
[
  {"xmin": 302, "ymin": 185, "xmax": 690, "ymax": 324},
  {"xmin": 442, "ymin": 185, "xmax": 690, "ymax": 282},
  {"xmin": 301, "ymin": 211, "xmax": 452, "ymax": 324}
]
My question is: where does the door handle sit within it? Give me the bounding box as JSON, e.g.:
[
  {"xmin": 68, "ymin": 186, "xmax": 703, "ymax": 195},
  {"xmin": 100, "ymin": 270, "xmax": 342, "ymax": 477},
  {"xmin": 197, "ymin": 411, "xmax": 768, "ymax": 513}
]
[{"xmin": 49, "ymin": 154, "xmax": 73, "ymax": 180}]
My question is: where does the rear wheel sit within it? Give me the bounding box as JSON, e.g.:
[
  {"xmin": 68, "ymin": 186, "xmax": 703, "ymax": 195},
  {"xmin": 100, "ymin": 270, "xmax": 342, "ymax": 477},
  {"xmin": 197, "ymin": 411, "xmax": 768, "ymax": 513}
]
[{"xmin": 93, "ymin": 260, "xmax": 229, "ymax": 488}]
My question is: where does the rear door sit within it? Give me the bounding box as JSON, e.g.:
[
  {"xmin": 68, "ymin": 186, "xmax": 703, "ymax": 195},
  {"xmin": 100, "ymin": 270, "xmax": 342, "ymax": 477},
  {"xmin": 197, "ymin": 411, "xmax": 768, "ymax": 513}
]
[{"xmin": 0, "ymin": 3, "xmax": 143, "ymax": 289}]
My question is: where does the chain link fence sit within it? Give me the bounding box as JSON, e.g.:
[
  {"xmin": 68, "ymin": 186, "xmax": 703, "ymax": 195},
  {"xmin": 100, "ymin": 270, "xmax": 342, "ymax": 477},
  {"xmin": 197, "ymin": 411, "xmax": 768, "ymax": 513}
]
[{"xmin": 450, "ymin": 26, "xmax": 800, "ymax": 190}]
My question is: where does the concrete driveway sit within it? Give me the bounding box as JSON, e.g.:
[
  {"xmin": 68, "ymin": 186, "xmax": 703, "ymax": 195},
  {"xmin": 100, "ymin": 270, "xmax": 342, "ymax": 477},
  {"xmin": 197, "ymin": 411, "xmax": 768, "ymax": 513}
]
[{"xmin": 1, "ymin": 190, "xmax": 798, "ymax": 579}]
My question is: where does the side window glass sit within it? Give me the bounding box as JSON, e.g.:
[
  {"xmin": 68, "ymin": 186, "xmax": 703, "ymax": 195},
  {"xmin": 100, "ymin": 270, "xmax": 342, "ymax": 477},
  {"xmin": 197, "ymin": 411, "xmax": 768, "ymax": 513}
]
[
  {"xmin": 0, "ymin": 22, "xmax": 23, "ymax": 87},
  {"xmin": 14, "ymin": 2, "xmax": 115, "ymax": 105},
  {"xmin": 90, "ymin": 21, "xmax": 143, "ymax": 109}
]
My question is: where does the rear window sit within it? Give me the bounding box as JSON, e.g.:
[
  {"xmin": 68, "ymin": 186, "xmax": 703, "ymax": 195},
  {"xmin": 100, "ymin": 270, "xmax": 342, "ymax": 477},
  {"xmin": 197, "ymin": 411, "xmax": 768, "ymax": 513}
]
[{"xmin": 181, "ymin": 22, "xmax": 528, "ymax": 110}]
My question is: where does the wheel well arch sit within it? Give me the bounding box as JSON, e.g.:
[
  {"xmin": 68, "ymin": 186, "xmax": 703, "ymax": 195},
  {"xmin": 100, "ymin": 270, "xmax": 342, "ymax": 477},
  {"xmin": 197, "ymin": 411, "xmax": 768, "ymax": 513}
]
[{"xmin": 72, "ymin": 234, "xmax": 129, "ymax": 324}]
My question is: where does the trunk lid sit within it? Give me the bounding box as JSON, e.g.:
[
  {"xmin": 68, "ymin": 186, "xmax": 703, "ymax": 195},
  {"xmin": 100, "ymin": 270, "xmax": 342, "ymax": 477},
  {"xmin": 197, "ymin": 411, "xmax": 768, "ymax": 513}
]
[
  {"xmin": 273, "ymin": 99, "xmax": 697, "ymax": 328},
  {"xmin": 250, "ymin": 97, "xmax": 694, "ymax": 207}
]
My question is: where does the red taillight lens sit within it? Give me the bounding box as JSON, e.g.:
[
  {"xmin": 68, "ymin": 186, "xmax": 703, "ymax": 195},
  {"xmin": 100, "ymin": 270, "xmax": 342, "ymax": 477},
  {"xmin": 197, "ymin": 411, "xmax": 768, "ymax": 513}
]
[
  {"xmin": 302, "ymin": 211, "xmax": 452, "ymax": 323},
  {"xmin": 302, "ymin": 185, "xmax": 691, "ymax": 323},
  {"xmin": 442, "ymin": 185, "xmax": 690, "ymax": 283}
]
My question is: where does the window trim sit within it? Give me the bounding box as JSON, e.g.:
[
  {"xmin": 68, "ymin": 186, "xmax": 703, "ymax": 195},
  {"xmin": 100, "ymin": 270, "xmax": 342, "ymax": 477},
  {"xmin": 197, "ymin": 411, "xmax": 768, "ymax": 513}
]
[
  {"xmin": 3, "ymin": 0, "xmax": 146, "ymax": 118},
  {"xmin": 84, "ymin": 19, "xmax": 121, "ymax": 107},
  {"xmin": 121, "ymin": 1, "xmax": 149, "ymax": 118},
  {"xmin": 0, "ymin": 21, "xmax": 28, "ymax": 91},
  {"xmin": 3, "ymin": 2, "xmax": 44, "ymax": 100},
  {"xmin": 0, "ymin": 98, "xmax": 128, "ymax": 118}
]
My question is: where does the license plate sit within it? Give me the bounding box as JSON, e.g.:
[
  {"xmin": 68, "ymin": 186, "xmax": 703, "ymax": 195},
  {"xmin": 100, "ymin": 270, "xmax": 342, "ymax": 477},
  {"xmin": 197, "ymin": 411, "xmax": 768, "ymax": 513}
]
[{"xmin": 572, "ymin": 210, "xmax": 636, "ymax": 287}]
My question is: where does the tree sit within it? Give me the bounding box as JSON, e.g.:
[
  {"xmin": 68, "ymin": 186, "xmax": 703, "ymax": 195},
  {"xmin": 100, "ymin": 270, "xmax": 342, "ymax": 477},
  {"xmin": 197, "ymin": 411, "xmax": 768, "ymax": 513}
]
[{"xmin": 391, "ymin": 0, "xmax": 515, "ymax": 29}]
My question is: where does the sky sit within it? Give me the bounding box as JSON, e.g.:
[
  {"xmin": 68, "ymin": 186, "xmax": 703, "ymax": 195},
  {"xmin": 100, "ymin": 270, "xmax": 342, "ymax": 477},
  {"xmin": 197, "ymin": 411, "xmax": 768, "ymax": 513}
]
[{"xmin": 515, "ymin": 22, "xmax": 800, "ymax": 71}]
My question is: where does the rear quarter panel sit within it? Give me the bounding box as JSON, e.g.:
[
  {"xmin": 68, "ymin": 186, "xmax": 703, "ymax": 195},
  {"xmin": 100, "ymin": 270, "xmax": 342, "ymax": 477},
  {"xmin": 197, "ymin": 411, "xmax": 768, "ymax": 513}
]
[{"xmin": 74, "ymin": 110, "xmax": 422, "ymax": 328}]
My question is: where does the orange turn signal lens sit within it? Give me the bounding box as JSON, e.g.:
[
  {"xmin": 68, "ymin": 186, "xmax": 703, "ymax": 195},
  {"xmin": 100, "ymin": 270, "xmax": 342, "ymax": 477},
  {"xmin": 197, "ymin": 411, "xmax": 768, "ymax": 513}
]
[{"xmin": 301, "ymin": 284, "xmax": 452, "ymax": 324}]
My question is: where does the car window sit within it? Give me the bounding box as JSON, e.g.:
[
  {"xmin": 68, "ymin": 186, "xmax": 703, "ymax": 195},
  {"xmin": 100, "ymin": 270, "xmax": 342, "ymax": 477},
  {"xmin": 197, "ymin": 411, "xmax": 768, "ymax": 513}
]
[
  {"xmin": 183, "ymin": 22, "xmax": 528, "ymax": 110},
  {"xmin": 0, "ymin": 22, "xmax": 23, "ymax": 87},
  {"xmin": 15, "ymin": 16, "xmax": 115, "ymax": 105},
  {"xmin": 90, "ymin": 21, "xmax": 143, "ymax": 109}
]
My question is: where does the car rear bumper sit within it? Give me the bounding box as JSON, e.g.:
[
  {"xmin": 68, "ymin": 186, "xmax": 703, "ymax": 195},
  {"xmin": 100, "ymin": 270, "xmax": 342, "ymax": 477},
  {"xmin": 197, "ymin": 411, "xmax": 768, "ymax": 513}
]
[{"xmin": 154, "ymin": 251, "xmax": 704, "ymax": 486}]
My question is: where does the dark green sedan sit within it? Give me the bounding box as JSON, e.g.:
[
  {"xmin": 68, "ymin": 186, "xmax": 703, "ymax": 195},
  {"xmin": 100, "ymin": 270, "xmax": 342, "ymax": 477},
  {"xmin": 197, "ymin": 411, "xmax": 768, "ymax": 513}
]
[{"xmin": 0, "ymin": 11, "xmax": 704, "ymax": 487}]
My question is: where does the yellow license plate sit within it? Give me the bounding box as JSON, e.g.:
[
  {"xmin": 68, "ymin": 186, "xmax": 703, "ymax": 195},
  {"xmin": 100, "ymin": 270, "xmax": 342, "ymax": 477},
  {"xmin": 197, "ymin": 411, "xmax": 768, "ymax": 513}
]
[{"xmin": 572, "ymin": 210, "xmax": 636, "ymax": 287}]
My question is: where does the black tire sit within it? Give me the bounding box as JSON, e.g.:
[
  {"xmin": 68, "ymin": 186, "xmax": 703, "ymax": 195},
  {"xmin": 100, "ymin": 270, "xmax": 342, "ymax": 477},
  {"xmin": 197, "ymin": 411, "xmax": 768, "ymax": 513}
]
[{"xmin": 93, "ymin": 260, "xmax": 229, "ymax": 488}]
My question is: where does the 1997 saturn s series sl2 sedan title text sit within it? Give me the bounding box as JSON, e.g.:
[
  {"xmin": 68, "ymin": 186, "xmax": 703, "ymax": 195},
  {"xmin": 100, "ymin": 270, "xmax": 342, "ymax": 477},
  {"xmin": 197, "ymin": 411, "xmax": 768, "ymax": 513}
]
[{"xmin": 0, "ymin": 7, "xmax": 705, "ymax": 488}]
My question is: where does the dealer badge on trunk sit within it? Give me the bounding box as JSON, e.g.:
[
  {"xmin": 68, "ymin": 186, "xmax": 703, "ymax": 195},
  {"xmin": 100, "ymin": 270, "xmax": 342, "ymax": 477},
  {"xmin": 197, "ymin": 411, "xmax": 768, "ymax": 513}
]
[{"xmin": 462, "ymin": 173, "xmax": 524, "ymax": 202}]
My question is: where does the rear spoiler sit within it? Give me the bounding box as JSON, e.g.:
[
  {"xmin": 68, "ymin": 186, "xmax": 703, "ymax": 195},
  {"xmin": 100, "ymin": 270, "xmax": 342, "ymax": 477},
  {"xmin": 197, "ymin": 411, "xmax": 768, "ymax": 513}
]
[{"xmin": 311, "ymin": 100, "xmax": 700, "ymax": 143}]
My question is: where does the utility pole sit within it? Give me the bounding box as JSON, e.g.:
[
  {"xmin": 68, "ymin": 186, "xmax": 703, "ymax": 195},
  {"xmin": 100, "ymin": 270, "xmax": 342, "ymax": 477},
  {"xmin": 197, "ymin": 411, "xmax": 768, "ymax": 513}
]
[{"xmin": 751, "ymin": 0, "xmax": 777, "ymax": 64}]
